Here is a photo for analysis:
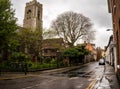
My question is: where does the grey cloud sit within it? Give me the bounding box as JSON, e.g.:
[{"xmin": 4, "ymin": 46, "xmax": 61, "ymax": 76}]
[
  {"xmin": 94, "ymin": 29, "xmax": 113, "ymax": 48},
  {"xmin": 65, "ymin": 0, "xmax": 112, "ymax": 28},
  {"xmin": 11, "ymin": 0, "xmax": 112, "ymax": 28},
  {"xmin": 11, "ymin": 0, "xmax": 112, "ymax": 48}
]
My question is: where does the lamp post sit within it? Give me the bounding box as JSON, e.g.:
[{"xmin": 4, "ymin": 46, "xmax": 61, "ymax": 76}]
[
  {"xmin": 56, "ymin": 50, "xmax": 59, "ymax": 68},
  {"xmin": 106, "ymin": 29, "xmax": 113, "ymax": 31},
  {"xmin": 57, "ymin": 50, "xmax": 62, "ymax": 68}
]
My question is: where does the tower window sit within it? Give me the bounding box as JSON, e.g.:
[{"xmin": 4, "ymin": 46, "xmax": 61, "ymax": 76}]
[
  {"xmin": 27, "ymin": 10, "xmax": 31, "ymax": 14},
  {"xmin": 38, "ymin": 11, "xmax": 40, "ymax": 20},
  {"xmin": 27, "ymin": 10, "xmax": 32, "ymax": 19}
]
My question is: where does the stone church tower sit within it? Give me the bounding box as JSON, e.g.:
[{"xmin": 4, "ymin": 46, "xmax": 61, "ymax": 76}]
[{"xmin": 23, "ymin": 0, "xmax": 43, "ymax": 32}]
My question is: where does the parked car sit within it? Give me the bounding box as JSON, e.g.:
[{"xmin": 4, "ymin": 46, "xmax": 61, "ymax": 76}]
[{"xmin": 99, "ymin": 58, "xmax": 105, "ymax": 65}]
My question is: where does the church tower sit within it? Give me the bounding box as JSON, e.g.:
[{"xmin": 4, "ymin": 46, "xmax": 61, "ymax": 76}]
[{"xmin": 23, "ymin": 0, "xmax": 43, "ymax": 32}]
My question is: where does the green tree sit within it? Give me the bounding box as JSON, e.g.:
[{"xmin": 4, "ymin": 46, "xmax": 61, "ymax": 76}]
[
  {"xmin": 62, "ymin": 48, "xmax": 79, "ymax": 58},
  {"xmin": 0, "ymin": 0, "xmax": 17, "ymax": 60},
  {"xmin": 17, "ymin": 29, "xmax": 42, "ymax": 59},
  {"xmin": 75, "ymin": 45, "xmax": 90, "ymax": 56},
  {"xmin": 62, "ymin": 45, "xmax": 90, "ymax": 65}
]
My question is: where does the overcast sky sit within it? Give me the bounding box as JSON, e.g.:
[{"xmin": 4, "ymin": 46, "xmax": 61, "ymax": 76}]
[{"xmin": 11, "ymin": 0, "xmax": 113, "ymax": 48}]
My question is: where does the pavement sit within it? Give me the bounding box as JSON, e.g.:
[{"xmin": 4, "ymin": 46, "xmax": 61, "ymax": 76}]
[
  {"xmin": 94, "ymin": 63, "xmax": 120, "ymax": 89},
  {"xmin": 0, "ymin": 64, "xmax": 86, "ymax": 80},
  {"xmin": 0, "ymin": 62, "xmax": 120, "ymax": 89},
  {"xmin": 105, "ymin": 63, "xmax": 120, "ymax": 89}
]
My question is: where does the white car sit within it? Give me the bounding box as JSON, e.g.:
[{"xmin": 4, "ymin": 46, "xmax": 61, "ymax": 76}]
[{"xmin": 99, "ymin": 58, "xmax": 105, "ymax": 65}]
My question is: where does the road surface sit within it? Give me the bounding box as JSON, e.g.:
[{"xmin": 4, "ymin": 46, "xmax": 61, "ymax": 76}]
[{"xmin": 0, "ymin": 62, "xmax": 110, "ymax": 89}]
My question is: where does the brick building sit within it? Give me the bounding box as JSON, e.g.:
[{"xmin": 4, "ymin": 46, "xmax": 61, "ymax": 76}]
[
  {"xmin": 107, "ymin": 0, "xmax": 120, "ymax": 79},
  {"xmin": 85, "ymin": 42, "xmax": 97, "ymax": 62},
  {"xmin": 77, "ymin": 42, "xmax": 97, "ymax": 63}
]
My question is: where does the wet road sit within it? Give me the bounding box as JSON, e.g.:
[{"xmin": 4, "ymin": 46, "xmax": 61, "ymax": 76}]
[{"xmin": 0, "ymin": 62, "xmax": 106, "ymax": 89}]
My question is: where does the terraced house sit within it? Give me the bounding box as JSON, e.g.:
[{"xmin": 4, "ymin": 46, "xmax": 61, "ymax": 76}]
[{"xmin": 107, "ymin": 0, "xmax": 120, "ymax": 79}]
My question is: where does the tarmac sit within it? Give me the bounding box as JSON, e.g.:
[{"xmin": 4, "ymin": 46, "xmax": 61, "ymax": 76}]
[
  {"xmin": 0, "ymin": 64, "xmax": 85, "ymax": 80},
  {"xmin": 0, "ymin": 62, "xmax": 120, "ymax": 89}
]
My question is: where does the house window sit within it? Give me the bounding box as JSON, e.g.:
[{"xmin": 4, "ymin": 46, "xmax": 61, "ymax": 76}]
[
  {"xmin": 44, "ymin": 49, "xmax": 48, "ymax": 53},
  {"xmin": 119, "ymin": 19, "xmax": 120, "ymax": 27},
  {"xmin": 50, "ymin": 49, "xmax": 54, "ymax": 53},
  {"xmin": 113, "ymin": 5, "xmax": 116, "ymax": 15}
]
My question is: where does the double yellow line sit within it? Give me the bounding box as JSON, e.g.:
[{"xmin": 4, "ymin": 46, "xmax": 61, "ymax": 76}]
[{"xmin": 86, "ymin": 79, "xmax": 97, "ymax": 89}]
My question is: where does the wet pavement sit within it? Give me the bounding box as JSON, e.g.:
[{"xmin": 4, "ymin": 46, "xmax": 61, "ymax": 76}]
[
  {"xmin": 0, "ymin": 62, "xmax": 119, "ymax": 89},
  {"xmin": 97, "ymin": 76, "xmax": 111, "ymax": 89},
  {"xmin": 94, "ymin": 63, "xmax": 120, "ymax": 89}
]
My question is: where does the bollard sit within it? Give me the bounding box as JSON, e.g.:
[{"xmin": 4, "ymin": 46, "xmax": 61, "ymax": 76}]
[
  {"xmin": 0, "ymin": 69, "xmax": 1, "ymax": 76},
  {"xmin": 23, "ymin": 63, "xmax": 27, "ymax": 75}
]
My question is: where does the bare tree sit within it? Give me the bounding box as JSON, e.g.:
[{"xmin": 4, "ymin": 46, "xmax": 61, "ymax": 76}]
[{"xmin": 51, "ymin": 11, "xmax": 95, "ymax": 47}]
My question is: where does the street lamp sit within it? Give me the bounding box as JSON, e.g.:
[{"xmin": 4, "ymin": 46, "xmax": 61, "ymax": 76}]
[{"xmin": 106, "ymin": 29, "xmax": 113, "ymax": 31}]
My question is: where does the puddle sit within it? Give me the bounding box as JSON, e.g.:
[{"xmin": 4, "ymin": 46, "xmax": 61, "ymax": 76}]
[
  {"xmin": 97, "ymin": 76, "xmax": 111, "ymax": 89},
  {"xmin": 50, "ymin": 71, "xmax": 91, "ymax": 78}
]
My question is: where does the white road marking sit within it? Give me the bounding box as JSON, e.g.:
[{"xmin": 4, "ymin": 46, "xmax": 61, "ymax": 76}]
[
  {"xmin": 75, "ymin": 84, "xmax": 83, "ymax": 88},
  {"xmin": 69, "ymin": 77, "xmax": 79, "ymax": 80}
]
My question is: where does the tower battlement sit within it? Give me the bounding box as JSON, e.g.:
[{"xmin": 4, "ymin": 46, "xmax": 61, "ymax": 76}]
[{"xmin": 26, "ymin": 0, "xmax": 42, "ymax": 7}]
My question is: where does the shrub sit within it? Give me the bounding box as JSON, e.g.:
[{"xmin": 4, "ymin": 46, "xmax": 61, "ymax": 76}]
[{"xmin": 11, "ymin": 52, "xmax": 30, "ymax": 62}]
